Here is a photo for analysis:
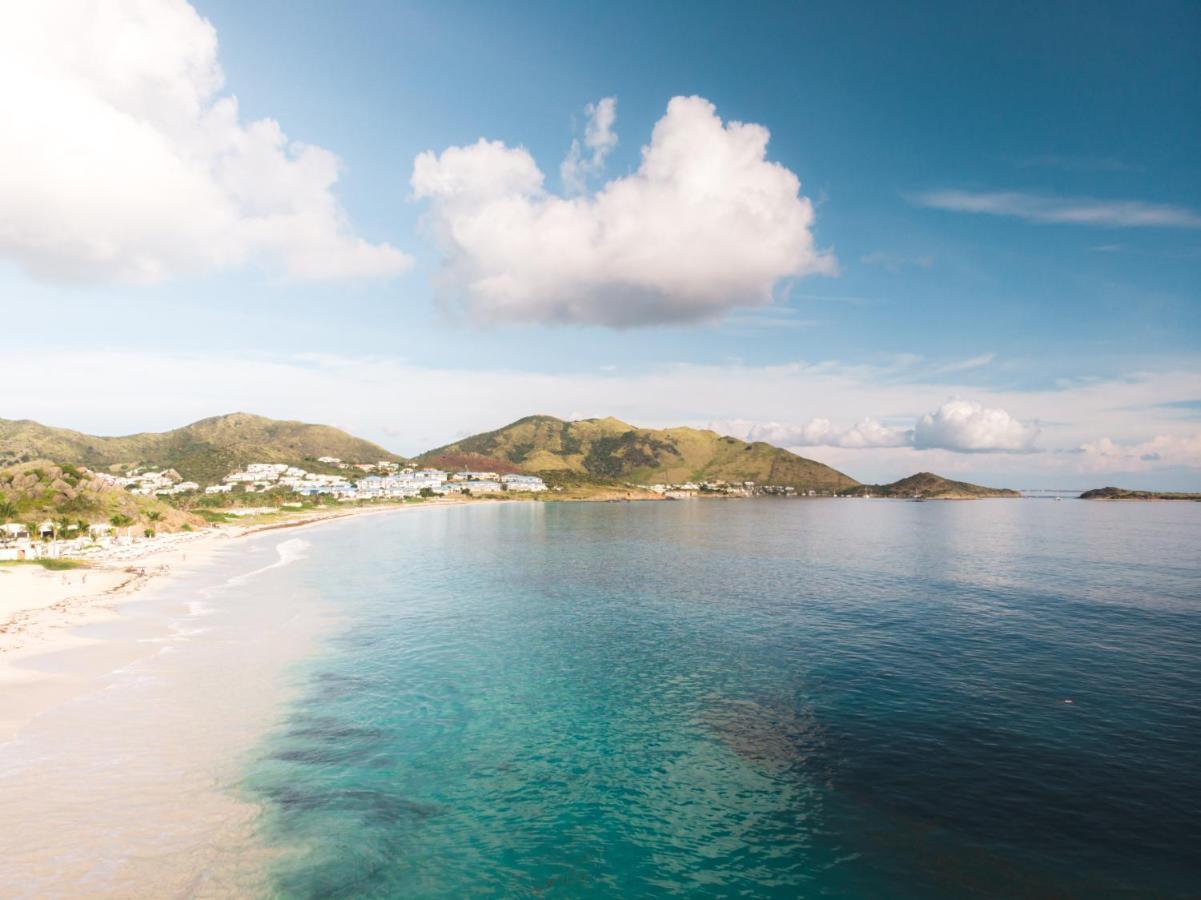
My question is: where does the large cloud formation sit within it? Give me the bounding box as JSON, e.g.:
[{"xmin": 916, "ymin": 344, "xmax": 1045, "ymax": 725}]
[
  {"xmin": 0, "ymin": 0, "xmax": 409, "ymax": 283},
  {"xmin": 411, "ymin": 95, "xmax": 835, "ymax": 327},
  {"xmin": 913, "ymin": 399, "xmax": 1039, "ymax": 452}
]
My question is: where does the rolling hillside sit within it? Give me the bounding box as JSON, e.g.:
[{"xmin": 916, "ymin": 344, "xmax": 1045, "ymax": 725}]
[
  {"xmin": 0, "ymin": 413, "xmax": 405, "ymax": 485},
  {"xmin": 841, "ymin": 472, "xmax": 1020, "ymax": 499},
  {"xmin": 0, "ymin": 460, "xmax": 203, "ymax": 530},
  {"xmin": 420, "ymin": 415, "xmax": 860, "ymax": 492}
]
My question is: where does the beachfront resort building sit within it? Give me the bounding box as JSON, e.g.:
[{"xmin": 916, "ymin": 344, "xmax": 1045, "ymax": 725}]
[
  {"xmin": 445, "ymin": 480, "xmax": 503, "ymax": 494},
  {"xmin": 502, "ymin": 474, "xmax": 548, "ymax": 492}
]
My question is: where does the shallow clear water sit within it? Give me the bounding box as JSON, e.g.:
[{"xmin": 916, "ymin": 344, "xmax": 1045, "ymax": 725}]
[{"xmin": 242, "ymin": 500, "xmax": 1201, "ymax": 898}]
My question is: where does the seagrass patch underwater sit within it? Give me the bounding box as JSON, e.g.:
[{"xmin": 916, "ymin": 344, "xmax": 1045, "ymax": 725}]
[{"xmin": 242, "ymin": 499, "xmax": 1201, "ymax": 898}]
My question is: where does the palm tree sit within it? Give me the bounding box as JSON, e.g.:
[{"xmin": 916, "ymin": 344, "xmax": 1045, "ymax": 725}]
[{"xmin": 0, "ymin": 499, "xmax": 17, "ymax": 522}]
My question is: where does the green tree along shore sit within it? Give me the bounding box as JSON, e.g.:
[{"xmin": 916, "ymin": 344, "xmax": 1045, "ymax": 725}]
[{"xmin": 0, "ymin": 413, "xmax": 403, "ymax": 485}]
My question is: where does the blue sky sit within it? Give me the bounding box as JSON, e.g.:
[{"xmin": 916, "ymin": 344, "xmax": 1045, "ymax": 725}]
[{"xmin": 2, "ymin": 0, "xmax": 1199, "ymax": 487}]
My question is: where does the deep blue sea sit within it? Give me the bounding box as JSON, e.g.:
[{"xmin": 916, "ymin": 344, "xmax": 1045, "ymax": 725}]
[{"xmin": 241, "ymin": 499, "xmax": 1201, "ymax": 898}]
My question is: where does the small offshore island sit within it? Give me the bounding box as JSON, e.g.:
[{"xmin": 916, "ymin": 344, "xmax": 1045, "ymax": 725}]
[
  {"xmin": 1079, "ymin": 486, "xmax": 1201, "ymax": 501},
  {"xmin": 838, "ymin": 472, "xmax": 1021, "ymax": 500}
]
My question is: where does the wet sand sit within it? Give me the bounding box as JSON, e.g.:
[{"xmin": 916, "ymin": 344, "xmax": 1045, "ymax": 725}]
[
  {"xmin": 0, "ymin": 528, "xmax": 330, "ymax": 896},
  {"xmin": 0, "ymin": 500, "xmax": 472, "ymax": 741},
  {"xmin": 0, "ymin": 501, "xmax": 492, "ymax": 896}
]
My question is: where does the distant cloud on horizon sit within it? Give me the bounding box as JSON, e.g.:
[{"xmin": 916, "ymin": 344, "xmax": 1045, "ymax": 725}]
[
  {"xmin": 722, "ymin": 398, "xmax": 1040, "ymax": 455},
  {"xmin": 912, "ymin": 189, "xmax": 1201, "ymax": 229},
  {"xmin": 740, "ymin": 417, "xmax": 914, "ymax": 449},
  {"xmin": 1078, "ymin": 434, "xmax": 1201, "ymax": 472},
  {"xmin": 5, "ymin": 347, "xmax": 1199, "ymax": 485}
]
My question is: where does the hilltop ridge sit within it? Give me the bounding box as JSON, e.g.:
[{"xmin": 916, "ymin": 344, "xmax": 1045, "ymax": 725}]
[
  {"xmin": 419, "ymin": 414, "xmax": 860, "ymax": 493},
  {"xmin": 0, "ymin": 413, "xmax": 404, "ymax": 485},
  {"xmin": 0, "ymin": 412, "xmax": 1034, "ymax": 513}
]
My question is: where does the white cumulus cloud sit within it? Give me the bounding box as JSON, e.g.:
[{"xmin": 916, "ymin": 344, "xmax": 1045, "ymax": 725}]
[
  {"xmin": 411, "ymin": 95, "xmax": 836, "ymax": 327},
  {"xmin": 560, "ymin": 97, "xmax": 618, "ymax": 194},
  {"xmin": 0, "ymin": 0, "xmax": 410, "ymax": 284},
  {"xmin": 913, "ymin": 399, "xmax": 1039, "ymax": 452}
]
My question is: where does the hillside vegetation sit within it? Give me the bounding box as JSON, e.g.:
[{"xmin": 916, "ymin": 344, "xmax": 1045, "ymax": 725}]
[
  {"xmin": 1079, "ymin": 487, "xmax": 1201, "ymax": 501},
  {"xmin": 0, "ymin": 413, "xmax": 404, "ymax": 485},
  {"xmin": 0, "ymin": 460, "xmax": 203, "ymax": 530},
  {"xmin": 842, "ymin": 472, "xmax": 1020, "ymax": 499},
  {"xmin": 420, "ymin": 415, "xmax": 860, "ymax": 492}
]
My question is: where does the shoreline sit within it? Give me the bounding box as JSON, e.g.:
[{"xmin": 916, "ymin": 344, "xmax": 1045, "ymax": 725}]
[
  {"xmin": 0, "ymin": 490, "xmax": 1052, "ymax": 741},
  {"xmin": 0, "ymin": 498, "xmax": 482, "ymax": 742}
]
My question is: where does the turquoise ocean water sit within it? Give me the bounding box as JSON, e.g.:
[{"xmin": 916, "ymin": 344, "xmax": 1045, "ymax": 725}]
[{"xmin": 241, "ymin": 500, "xmax": 1201, "ymax": 897}]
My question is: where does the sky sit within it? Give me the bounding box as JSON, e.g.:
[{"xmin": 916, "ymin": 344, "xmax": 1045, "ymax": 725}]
[{"xmin": 1, "ymin": 0, "xmax": 1199, "ymax": 488}]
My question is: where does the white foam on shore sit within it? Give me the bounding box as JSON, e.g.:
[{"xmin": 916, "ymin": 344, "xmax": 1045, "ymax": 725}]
[
  {"xmin": 225, "ymin": 537, "xmax": 311, "ymax": 586},
  {"xmin": 187, "ymin": 599, "xmax": 215, "ymax": 616}
]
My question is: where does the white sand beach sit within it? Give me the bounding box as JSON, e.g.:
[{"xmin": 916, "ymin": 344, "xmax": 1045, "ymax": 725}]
[
  {"xmin": 0, "ymin": 524, "xmax": 329, "ymax": 896},
  {"xmin": 0, "ymin": 529, "xmax": 232, "ymax": 741},
  {"xmin": 0, "ymin": 500, "xmax": 472, "ymax": 742}
]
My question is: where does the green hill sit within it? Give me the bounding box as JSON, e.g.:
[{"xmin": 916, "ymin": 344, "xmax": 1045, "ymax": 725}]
[
  {"xmin": 0, "ymin": 460, "xmax": 203, "ymax": 531},
  {"xmin": 419, "ymin": 415, "xmax": 859, "ymax": 493},
  {"xmin": 0, "ymin": 413, "xmax": 404, "ymax": 485},
  {"xmin": 841, "ymin": 472, "xmax": 1020, "ymax": 499}
]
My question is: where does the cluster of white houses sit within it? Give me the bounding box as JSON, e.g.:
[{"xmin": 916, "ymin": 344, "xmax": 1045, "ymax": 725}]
[
  {"xmin": 79, "ymin": 466, "xmax": 803, "ymax": 504},
  {"xmin": 95, "ymin": 468, "xmax": 200, "ymax": 496},
  {"xmin": 0, "ymin": 462, "xmax": 549, "ymax": 560},
  {"xmin": 205, "ymin": 462, "xmax": 547, "ymax": 499},
  {"xmin": 648, "ymin": 479, "xmax": 751, "ymax": 498},
  {"xmin": 87, "ymin": 461, "xmax": 551, "ymax": 501},
  {"xmin": 347, "ymin": 469, "xmax": 547, "ymax": 499},
  {"xmin": 197, "ymin": 461, "xmax": 544, "ymax": 499},
  {"xmin": 647, "ymin": 480, "xmax": 821, "ymax": 498}
]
